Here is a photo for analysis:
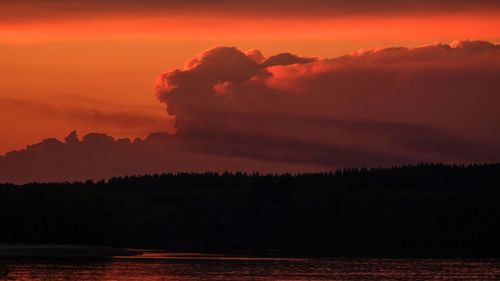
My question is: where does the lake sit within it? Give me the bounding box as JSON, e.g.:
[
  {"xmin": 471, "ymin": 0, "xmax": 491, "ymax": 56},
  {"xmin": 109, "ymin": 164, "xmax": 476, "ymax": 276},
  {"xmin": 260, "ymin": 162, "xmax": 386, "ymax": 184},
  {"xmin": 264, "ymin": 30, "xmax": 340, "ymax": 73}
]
[{"xmin": 1, "ymin": 252, "xmax": 500, "ymax": 280}]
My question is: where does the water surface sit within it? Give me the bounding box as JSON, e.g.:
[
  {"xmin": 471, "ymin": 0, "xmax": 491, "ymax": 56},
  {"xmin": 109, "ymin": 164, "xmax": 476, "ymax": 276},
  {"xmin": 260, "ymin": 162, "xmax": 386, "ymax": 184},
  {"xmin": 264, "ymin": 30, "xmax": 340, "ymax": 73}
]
[{"xmin": 1, "ymin": 252, "xmax": 500, "ymax": 280}]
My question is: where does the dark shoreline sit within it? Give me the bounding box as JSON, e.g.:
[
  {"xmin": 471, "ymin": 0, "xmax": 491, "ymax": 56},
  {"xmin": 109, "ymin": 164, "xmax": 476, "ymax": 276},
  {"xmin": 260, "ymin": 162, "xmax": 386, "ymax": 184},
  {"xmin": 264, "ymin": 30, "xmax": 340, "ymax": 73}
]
[
  {"xmin": 2, "ymin": 245, "xmax": 500, "ymax": 260},
  {"xmin": 1, "ymin": 163, "xmax": 500, "ymax": 259},
  {"xmin": 0, "ymin": 245, "xmax": 138, "ymax": 259}
]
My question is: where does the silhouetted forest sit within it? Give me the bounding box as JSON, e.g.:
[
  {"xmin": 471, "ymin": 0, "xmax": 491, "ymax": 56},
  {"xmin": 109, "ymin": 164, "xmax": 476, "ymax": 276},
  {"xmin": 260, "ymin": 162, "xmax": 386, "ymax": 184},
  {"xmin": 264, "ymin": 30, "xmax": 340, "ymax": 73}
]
[{"xmin": 1, "ymin": 163, "xmax": 500, "ymax": 257}]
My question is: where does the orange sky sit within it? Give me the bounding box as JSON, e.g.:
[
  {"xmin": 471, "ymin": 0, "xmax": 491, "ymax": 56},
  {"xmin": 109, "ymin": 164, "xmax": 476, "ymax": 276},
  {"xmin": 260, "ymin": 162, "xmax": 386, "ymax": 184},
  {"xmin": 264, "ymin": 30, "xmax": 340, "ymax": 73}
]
[{"xmin": 1, "ymin": 1, "xmax": 500, "ymax": 154}]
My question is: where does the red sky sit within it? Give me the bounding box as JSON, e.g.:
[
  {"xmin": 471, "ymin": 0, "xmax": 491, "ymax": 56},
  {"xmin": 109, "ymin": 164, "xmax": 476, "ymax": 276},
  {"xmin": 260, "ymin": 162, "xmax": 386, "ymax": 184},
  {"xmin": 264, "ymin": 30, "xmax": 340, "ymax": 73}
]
[{"xmin": 1, "ymin": 0, "xmax": 500, "ymax": 182}]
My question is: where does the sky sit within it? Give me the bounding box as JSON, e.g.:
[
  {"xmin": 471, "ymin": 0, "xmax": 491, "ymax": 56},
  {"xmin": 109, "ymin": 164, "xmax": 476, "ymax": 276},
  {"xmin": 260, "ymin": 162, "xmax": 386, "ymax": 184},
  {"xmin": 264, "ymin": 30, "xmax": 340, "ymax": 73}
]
[{"xmin": 1, "ymin": 0, "xmax": 500, "ymax": 182}]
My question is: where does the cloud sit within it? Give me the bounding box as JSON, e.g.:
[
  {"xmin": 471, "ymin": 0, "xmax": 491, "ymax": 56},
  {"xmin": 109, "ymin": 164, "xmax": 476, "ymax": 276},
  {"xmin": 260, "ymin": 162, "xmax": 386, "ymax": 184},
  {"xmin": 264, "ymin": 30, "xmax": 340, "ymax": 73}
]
[
  {"xmin": 0, "ymin": 131, "xmax": 319, "ymax": 183},
  {"xmin": 156, "ymin": 40, "xmax": 500, "ymax": 165},
  {"xmin": 2, "ymin": 40, "xmax": 500, "ymax": 183},
  {"xmin": 0, "ymin": 96, "xmax": 172, "ymax": 135}
]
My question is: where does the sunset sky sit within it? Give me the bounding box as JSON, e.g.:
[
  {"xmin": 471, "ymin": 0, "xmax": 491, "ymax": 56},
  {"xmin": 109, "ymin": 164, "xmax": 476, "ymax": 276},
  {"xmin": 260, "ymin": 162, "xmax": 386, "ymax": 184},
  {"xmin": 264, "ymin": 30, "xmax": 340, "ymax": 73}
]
[{"xmin": 1, "ymin": 0, "xmax": 500, "ymax": 183}]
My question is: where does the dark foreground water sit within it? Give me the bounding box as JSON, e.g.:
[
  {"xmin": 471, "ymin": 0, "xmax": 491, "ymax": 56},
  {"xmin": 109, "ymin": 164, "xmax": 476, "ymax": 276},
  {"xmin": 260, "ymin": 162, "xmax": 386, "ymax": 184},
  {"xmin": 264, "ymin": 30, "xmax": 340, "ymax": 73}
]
[{"xmin": 1, "ymin": 253, "xmax": 500, "ymax": 280}]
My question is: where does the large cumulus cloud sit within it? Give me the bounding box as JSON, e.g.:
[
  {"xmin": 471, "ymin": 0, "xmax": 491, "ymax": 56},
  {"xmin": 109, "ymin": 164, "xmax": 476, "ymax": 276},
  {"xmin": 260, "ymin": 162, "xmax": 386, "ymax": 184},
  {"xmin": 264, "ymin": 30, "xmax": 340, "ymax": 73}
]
[
  {"xmin": 2, "ymin": 40, "xmax": 500, "ymax": 184},
  {"xmin": 157, "ymin": 41, "xmax": 500, "ymax": 166}
]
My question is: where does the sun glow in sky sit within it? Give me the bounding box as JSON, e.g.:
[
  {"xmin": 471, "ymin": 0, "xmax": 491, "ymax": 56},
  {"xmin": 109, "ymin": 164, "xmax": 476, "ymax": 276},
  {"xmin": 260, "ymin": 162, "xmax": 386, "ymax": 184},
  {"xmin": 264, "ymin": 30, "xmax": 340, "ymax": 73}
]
[{"xmin": 1, "ymin": 0, "xmax": 500, "ymax": 160}]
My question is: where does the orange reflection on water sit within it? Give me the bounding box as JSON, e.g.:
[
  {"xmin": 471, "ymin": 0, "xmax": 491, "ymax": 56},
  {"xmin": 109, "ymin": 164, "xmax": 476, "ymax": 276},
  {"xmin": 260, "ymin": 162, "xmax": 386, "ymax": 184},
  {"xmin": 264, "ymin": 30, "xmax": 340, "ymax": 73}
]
[
  {"xmin": 116, "ymin": 251, "xmax": 308, "ymax": 261},
  {"xmin": 2, "ymin": 255, "xmax": 500, "ymax": 280}
]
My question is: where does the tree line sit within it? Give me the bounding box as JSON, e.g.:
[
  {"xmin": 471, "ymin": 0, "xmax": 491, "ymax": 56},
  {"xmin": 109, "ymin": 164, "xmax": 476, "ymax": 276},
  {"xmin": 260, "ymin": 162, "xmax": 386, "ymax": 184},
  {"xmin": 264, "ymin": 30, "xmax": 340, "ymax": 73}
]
[{"xmin": 1, "ymin": 163, "xmax": 500, "ymax": 257}]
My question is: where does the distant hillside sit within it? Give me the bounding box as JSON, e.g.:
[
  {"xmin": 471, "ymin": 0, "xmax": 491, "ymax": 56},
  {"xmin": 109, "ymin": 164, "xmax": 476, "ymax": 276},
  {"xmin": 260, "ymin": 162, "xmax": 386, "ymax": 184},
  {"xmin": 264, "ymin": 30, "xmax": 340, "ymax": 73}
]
[{"xmin": 1, "ymin": 163, "xmax": 500, "ymax": 257}]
